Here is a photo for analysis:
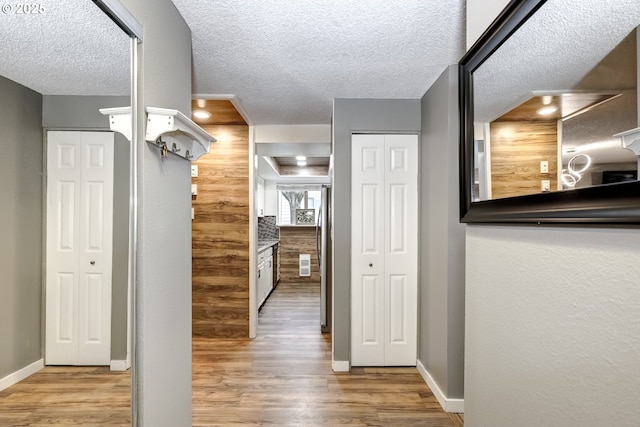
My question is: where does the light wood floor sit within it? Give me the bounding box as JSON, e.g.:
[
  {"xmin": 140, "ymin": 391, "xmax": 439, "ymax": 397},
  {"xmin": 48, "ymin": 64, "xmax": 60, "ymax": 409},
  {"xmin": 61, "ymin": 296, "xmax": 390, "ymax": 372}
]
[
  {"xmin": 0, "ymin": 366, "xmax": 131, "ymax": 426},
  {"xmin": 0, "ymin": 281, "xmax": 463, "ymax": 427},
  {"xmin": 193, "ymin": 281, "xmax": 463, "ymax": 427}
]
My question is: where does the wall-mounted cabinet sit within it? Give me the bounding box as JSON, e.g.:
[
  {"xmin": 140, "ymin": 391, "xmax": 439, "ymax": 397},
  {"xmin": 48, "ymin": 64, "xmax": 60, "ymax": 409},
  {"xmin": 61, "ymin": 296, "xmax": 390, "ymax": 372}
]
[
  {"xmin": 264, "ymin": 180, "xmax": 278, "ymax": 217},
  {"xmin": 257, "ymin": 177, "xmax": 265, "ymax": 217}
]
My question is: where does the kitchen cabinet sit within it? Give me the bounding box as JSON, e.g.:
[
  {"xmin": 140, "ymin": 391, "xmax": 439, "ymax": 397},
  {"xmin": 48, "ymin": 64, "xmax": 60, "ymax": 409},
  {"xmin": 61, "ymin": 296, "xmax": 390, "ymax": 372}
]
[
  {"xmin": 272, "ymin": 243, "xmax": 280, "ymax": 286},
  {"xmin": 258, "ymin": 246, "xmax": 273, "ymax": 308},
  {"xmin": 264, "ymin": 180, "xmax": 278, "ymax": 216},
  {"xmin": 265, "ymin": 254, "xmax": 273, "ymax": 300},
  {"xmin": 257, "ymin": 177, "xmax": 265, "ymax": 217}
]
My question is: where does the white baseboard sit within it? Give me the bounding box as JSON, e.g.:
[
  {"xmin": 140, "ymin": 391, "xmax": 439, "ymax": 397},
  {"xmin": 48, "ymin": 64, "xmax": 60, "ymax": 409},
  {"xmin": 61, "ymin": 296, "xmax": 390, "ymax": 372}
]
[
  {"xmin": 0, "ymin": 359, "xmax": 44, "ymax": 392},
  {"xmin": 110, "ymin": 359, "xmax": 131, "ymax": 371},
  {"xmin": 416, "ymin": 359, "xmax": 464, "ymax": 413},
  {"xmin": 332, "ymin": 360, "xmax": 350, "ymax": 372}
]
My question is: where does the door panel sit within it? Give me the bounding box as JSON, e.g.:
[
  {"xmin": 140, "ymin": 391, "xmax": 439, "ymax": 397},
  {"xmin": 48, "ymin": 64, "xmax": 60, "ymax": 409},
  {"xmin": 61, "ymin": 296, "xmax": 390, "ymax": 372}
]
[
  {"xmin": 388, "ymin": 274, "xmax": 406, "ymax": 343},
  {"xmin": 388, "ymin": 184, "xmax": 407, "ymax": 253},
  {"xmin": 352, "ymin": 134, "xmax": 418, "ymax": 367},
  {"xmin": 46, "ymin": 131, "xmax": 113, "ymax": 366},
  {"xmin": 58, "ymin": 181, "xmax": 77, "ymax": 251},
  {"xmin": 384, "ymin": 135, "xmax": 418, "ymax": 366},
  {"xmin": 351, "ymin": 135, "xmax": 385, "ymax": 365},
  {"xmin": 56, "ymin": 273, "xmax": 75, "ymax": 342},
  {"xmin": 361, "ymin": 184, "xmax": 381, "ymax": 254}
]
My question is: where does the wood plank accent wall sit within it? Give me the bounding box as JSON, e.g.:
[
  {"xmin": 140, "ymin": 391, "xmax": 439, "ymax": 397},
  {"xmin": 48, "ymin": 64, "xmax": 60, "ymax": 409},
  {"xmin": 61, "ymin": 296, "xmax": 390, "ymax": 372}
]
[
  {"xmin": 192, "ymin": 125, "xmax": 250, "ymax": 338},
  {"xmin": 279, "ymin": 226, "xmax": 320, "ymax": 285},
  {"xmin": 490, "ymin": 121, "xmax": 558, "ymax": 199}
]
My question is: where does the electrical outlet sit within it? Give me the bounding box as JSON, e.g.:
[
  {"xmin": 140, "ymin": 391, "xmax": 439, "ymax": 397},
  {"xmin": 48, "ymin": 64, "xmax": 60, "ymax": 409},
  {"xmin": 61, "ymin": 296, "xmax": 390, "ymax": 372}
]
[
  {"xmin": 191, "ymin": 184, "xmax": 198, "ymax": 196},
  {"xmin": 540, "ymin": 160, "xmax": 549, "ymax": 173},
  {"xmin": 541, "ymin": 180, "xmax": 551, "ymax": 192},
  {"xmin": 191, "ymin": 164, "xmax": 198, "ymax": 177}
]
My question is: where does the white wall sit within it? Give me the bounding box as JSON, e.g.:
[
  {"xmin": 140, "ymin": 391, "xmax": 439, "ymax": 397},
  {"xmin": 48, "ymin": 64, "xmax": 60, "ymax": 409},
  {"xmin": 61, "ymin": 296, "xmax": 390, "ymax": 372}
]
[{"xmin": 465, "ymin": 2, "xmax": 640, "ymax": 426}]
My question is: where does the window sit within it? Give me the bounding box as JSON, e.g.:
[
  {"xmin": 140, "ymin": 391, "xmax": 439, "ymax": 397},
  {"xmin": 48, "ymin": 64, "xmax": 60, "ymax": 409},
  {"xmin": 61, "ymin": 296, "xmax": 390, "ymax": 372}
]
[{"xmin": 277, "ymin": 187, "xmax": 321, "ymax": 225}]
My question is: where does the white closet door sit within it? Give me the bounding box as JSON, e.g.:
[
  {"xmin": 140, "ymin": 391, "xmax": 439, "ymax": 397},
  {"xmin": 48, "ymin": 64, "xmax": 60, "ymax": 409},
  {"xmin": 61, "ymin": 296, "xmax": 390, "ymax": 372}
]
[
  {"xmin": 46, "ymin": 131, "xmax": 114, "ymax": 366},
  {"xmin": 351, "ymin": 134, "xmax": 418, "ymax": 367},
  {"xmin": 383, "ymin": 135, "xmax": 418, "ymax": 366},
  {"xmin": 351, "ymin": 134, "xmax": 386, "ymax": 366}
]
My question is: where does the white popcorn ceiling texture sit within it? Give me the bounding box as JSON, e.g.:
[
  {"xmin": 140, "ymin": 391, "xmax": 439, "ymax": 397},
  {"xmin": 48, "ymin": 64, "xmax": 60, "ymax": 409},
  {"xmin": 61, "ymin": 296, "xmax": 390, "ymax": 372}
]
[
  {"xmin": 0, "ymin": 0, "xmax": 130, "ymax": 96},
  {"xmin": 171, "ymin": 0, "xmax": 466, "ymax": 124},
  {"xmin": 474, "ymin": 0, "xmax": 640, "ymax": 123},
  {"xmin": 3, "ymin": 0, "xmax": 637, "ymax": 130},
  {"xmin": 473, "ymin": 0, "xmax": 640, "ymax": 165}
]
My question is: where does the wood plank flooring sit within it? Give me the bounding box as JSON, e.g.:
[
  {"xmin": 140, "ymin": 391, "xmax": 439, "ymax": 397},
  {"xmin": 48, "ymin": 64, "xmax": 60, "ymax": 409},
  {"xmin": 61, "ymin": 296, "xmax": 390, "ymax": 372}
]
[
  {"xmin": 193, "ymin": 281, "xmax": 463, "ymax": 427},
  {"xmin": 0, "ymin": 366, "xmax": 130, "ymax": 426},
  {"xmin": 0, "ymin": 282, "xmax": 463, "ymax": 427}
]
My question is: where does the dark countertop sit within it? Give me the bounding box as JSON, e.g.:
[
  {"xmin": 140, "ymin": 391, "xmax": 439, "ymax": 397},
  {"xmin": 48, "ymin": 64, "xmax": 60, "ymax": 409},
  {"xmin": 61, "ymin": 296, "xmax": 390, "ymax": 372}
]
[{"xmin": 258, "ymin": 239, "xmax": 279, "ymax": 253}]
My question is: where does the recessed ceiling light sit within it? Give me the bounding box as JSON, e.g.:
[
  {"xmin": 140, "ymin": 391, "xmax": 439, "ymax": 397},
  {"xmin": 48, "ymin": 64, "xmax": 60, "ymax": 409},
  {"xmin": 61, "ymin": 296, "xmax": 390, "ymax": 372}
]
[
  {"xmin": 295, "ymin": 155, "xmax": 306, "ymax": 161},
  {"xmin": 192, "ymin": 110, "xmax": 211, "ymax": 119},
  {"xmin": 297, "ymin": 160, "xmax": 307, "ymax": 166},
  {"xmin": 537, "ymin": 106, "xmax": 558, "ymax": 116}
]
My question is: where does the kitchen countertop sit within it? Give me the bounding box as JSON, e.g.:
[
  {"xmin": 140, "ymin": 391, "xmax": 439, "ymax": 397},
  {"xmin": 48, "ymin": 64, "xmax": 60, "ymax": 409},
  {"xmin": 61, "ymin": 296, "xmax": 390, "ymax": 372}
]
[{"xmin": 258, "ymin": 239, "xmax": 279, "ymax": 253}]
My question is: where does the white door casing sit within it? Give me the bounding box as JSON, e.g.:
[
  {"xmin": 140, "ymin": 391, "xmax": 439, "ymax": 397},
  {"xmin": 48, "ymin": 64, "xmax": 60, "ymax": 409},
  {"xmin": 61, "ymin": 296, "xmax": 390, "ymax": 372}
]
[
  {"xmin": 46, "ymin": 131, "xmax": 114, "ymax": 366},
  {"xmin": 351, "ymin": 134, "xmax": 418, "ymax": 367}
]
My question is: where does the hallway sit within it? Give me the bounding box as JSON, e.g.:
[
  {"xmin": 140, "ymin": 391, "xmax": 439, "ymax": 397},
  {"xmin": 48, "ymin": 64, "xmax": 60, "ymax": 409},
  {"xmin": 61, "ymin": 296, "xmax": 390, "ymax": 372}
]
[
  {"xmin": 193, "ymin": 281, "xmax": 463, "ymax": 427},
  {"xmin": 0, "ymin": 282, "xmax": 463, "ymax": 426}
]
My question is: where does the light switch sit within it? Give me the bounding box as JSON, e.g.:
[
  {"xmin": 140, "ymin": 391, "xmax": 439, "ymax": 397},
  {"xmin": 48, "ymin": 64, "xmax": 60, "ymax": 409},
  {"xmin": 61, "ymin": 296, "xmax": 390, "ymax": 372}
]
[
  {"xmin": 191, "ymin": 207, "xmax": 194, "ymax": 220},
  {"xmin": 540, "ymin": 160, "xmax": 549, "ymax": 173},
  {"xmin": 191, "ymin": 184, "xmax": 198, "ymax": 196},
  {"xmin": 541, "ymin": 180, "xmax": 551, "ymax": 192},
  {"xmin": 191, "ymin": 164, "xmax": 198, "ymax": 177}
]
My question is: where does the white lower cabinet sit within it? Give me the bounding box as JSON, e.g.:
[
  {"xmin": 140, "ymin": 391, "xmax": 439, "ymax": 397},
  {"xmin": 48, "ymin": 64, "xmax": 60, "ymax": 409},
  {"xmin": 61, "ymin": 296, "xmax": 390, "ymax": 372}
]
[{"xmin": 258, "ymin": 247, "xmax": 273, "ymax": 308}]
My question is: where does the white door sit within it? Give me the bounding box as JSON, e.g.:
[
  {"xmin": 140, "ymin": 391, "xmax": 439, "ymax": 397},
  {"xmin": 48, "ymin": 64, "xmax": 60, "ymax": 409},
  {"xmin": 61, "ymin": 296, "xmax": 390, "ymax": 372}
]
[
  {"xmin": 46, "ymin": 131, "xmax": 114, "ymax": 365},
  {"xmin": 351, "ymin": 134, "xmax": 418, "ymax": 366}
]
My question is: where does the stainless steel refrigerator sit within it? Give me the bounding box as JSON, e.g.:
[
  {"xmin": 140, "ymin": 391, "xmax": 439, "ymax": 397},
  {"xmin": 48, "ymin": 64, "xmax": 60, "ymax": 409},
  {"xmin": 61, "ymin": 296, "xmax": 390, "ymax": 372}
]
[{"xmin": 317, "ymin": 185, "xmax": 332, "ymax": 333}]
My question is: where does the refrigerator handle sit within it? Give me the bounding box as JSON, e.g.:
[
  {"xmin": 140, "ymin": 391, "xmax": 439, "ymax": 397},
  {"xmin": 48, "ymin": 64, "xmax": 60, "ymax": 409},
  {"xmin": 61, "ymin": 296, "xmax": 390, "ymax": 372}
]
[{"xmin": 316, "ymin": 199, "xmax": 322, "ymax": 270}]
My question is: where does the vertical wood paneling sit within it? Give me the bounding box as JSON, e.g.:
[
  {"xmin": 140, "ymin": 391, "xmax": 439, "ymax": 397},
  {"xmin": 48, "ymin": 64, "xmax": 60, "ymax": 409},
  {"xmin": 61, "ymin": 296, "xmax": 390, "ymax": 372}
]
[
  {"xmin": 279, "ymin": 226, "xmax": 320, "ymax": 284},
  {"xmin": 490, "ymin": 121, "xmax": 558, "ymax": 199},
  {"xmin": 192, "ymin": 125, "xmax": 250, "ymax": 338}
]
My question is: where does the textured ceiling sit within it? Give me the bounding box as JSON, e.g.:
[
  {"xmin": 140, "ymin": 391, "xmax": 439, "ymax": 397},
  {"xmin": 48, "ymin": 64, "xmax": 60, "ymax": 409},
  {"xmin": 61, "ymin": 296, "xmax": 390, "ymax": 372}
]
[
  {"xmin": 0, "ymin": 0, "xmax": 129, "ymax": 96},
  {"xmin": 474, "ymin": 0, "xmax": 640, "ymax": 123},
  {"xmin": 171, "ymin": 0, "xmax": 466, "ymax": 124},
  {"xmin": 474, "ymin": 0, "xmax": 640, "ymax": 165}
]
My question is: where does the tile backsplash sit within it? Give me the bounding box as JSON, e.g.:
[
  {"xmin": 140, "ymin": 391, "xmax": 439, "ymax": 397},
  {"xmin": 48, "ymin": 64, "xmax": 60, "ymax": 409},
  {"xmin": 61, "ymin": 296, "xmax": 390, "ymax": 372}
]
[{"xmin": 258, "ymin": 215, "xmax": 279, "ymax": 240}]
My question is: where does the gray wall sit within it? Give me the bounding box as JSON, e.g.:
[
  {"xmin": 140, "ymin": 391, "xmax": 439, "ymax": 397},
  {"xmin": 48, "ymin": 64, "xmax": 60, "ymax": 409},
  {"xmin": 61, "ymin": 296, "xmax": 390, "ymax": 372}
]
[
  {"xmin": 43, "ymin": 95, "xmax": 130, "ymax": 361},
  {"xmin": 43, "ymin": 95, "xmax": 129, "ymax": 129},
  {"xmin": 0, "ymin": 75, "xmax": 43, "ymax": 379},
  {"xmin": 332, "ymin": 99, "xmax": 421, "ymax": 363},
  {"xmin": 465, "ymin": 2, "xmax": 640, "ymax": 426},
  {"xmin": 419, "ymin": 65, "xmax": 465, "ymax": 399},
  {"xmin": 465, "ymin": 226, "xmax": 640, "ymax": 427},
  {"xmin": 119, "ymin": 1, "xmax": 194, "ymax": 426}
]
